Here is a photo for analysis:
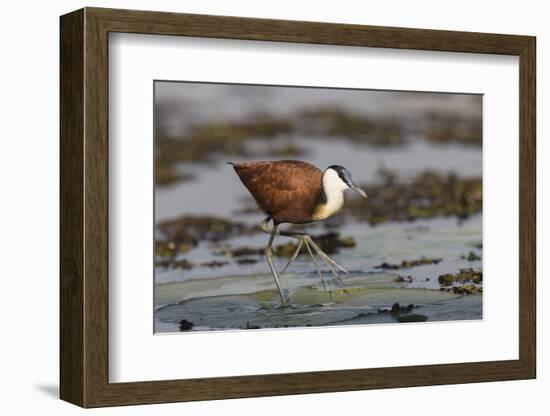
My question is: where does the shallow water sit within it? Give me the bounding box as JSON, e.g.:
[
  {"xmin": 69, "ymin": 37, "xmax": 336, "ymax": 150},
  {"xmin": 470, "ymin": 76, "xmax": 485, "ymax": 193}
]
[
  {"xmin": 155, "ymin": 214, "xmax": 482, "ymax": 285},
  {"xmin": 154, "ymin": 214, "xmax": 482, "ymax": 332},
  {"xmin": 155, "ymin": 273, "xmax": 482, "ymax": 332}
]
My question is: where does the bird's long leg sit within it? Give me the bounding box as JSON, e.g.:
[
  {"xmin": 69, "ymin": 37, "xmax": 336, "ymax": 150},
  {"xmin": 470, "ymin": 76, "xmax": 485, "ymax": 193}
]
[
  {"xmin": 259, "ymin": 219, "xmax": 349, "ymax": 299},
  {"xmin": 279, "ymin": 232, "xmax": 351, "ymax": 296},
  {"xmin": 302, "ymin": 238, "xmax": 332, "ymax": 302},
  {"xmin": 260, "ymin": 216, "xmax": 272, "ymax": 234},
  {"xmin": 260, "ymin": 217, "xmax": 303, "ymax": 278},
  {"xmin": 278, "ymin": 239, "xmax": 303, "ymax": 276},
  {"xmin": 264, "ymin": 222, "xmax": 287, "ymax": 306},
  {"xmin": 306, "ymin": 237, "xmax": 350, "ymax": 276},
  {"xmin": 307, "ymin": 238, "xmax": 352, "ymax": 297},
  {"xmin": 273, "ymin": 233, "xmax": 334, "ymax": 299},
  {"xmin": 304, "ymin": 236, "xmax": 347, "ymax": 287},
  {"xmin": 277, "ymin": 230, "xmax": 349, "ymax": 277},
  {"xmin": 277, "ymin": 230, "xmax": 348, "ymax": 293}
]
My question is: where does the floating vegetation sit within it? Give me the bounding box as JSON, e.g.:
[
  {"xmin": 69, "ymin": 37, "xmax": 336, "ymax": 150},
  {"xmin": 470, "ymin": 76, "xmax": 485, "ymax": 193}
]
[
  {"xmin": 375, "ymin": 257, "xmax": 442, "ymax": 270},
  {"xmin": 155, "ymin": 216, "xmax": 255, "ymax": 267},
  {"xmin": 438, "ymin": 268, "xmax": 482, "ymax": 295},
  {"xmin": 155, "ymin": 240, "xmax": 192, "ymax": 258},
  {"xmin": 155, "ymin": 163, "xmax": 182, "ymax": 186},
  {"xmin": 344, "ymin": 171, "xmax": 482, "ymax": 225},
  {"xmin": 158, "ymin": 215, "xmax": 254, "ymax": 246},
  {"xmin": 155, "ymin": 116, "xmax": 294, "ymax": 186},
  {"xmin": 385, "ymin": 302, "xmax": 415, "ymax": 315},
  {"xmin": 375, "ymin": 302, "xmax": 428, "ymax": 322},
  {"xmin": 462, "ymin": 251, "xmax": 481, "ymax": 261},
  {"xmin": 297, "ymin": 107, "xmax": 405, "ymax": 146},
  {"xmin": 172, "ymin": 259, "xmax": 194, "ymax": 270},
  {"xmin": 156, "ymin": 258, "xmax": 232, "ymax": 271},
  {"xmin": 157, "ymin": 116, "xmax": 293, "ymax": 164},
  {"xmin": 155, "ymin": 162, "xmax": 194, "ymax": 187},
  {"xmin": 438, "ymin": 268, "xmax": 482, "ymax": 286},
  {"xmin": 200, "ymin": 260, "xmax": 230, "ymax": 268},
  {"xmin": 235, "ymin": 258, "xmax": 260, "ymax": 265},
  {"xmin": 222, "ymin": 246, "xmax": 262, "ymax": 257},
  {"xmin": 217, "ymin": 232, "xmax": 356, "ymax": 259},
  {"xmin": 154, "ymin": 105, "xmax": 481, "ymax": 187},
  {"xmin": 424, "ymin": 112, "xmax": 482, "ymax": 146},
  {"xmin": 442, "ymin": 284, "xmax": 482, "ymax": 295},
  {"xmin": 178, "ymin": 319, "xmax": 195, "ymax": 331}
]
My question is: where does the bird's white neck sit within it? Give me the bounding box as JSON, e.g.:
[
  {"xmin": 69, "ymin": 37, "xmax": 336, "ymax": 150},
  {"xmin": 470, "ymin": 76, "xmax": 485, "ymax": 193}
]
[{"xmin": 312, "ymin": 169, "xmax": 348, "ymax": 221}]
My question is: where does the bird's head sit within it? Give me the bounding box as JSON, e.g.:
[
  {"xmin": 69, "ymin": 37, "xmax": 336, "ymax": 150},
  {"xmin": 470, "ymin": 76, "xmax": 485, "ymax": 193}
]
[{"xmin": 324, "ymin": 165, "xmax": 368, "ymax": 199}]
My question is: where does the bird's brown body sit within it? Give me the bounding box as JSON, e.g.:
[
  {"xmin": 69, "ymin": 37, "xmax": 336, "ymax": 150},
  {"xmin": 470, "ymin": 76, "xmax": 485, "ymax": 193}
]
[
  {"xmin": 232, "ymin": 160, "xmax": 324, "ymax": 225},
  {"xmin": 231, "ymin": 159, "xmax": 367, "ymax": 305}
]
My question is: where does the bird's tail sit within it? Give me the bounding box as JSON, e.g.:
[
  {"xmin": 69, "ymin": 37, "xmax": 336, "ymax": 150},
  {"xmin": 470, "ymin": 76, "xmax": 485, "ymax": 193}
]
[{"xmin": 227, "ymin": 162, "xmax": 235, "ymax": 166}]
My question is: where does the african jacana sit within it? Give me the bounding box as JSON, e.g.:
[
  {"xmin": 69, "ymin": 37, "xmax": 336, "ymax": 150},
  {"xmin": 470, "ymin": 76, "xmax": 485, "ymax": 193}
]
[{"xmin": 230, "ymin": 160, "xmax": 368, "ymax": 305}]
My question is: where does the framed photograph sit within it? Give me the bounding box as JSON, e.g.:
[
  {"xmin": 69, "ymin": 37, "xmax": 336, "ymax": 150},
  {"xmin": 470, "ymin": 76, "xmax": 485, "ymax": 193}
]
[{"xmin": 60, "ymin": 7, "xmax": 536, "ymax": 408}]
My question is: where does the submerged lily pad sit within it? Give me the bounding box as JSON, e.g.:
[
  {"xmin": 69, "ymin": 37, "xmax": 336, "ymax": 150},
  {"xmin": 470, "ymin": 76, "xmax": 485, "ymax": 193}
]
[
  {"xmin": 154, "ymin": 271, "xmax": 476, "ymax": 332},
  {"xmin": 374, "ymin": 257, "xmax": 442, "ymax": 270}
]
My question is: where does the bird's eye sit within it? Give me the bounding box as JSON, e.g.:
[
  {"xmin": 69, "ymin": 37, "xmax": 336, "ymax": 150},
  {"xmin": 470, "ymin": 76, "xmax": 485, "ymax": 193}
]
[{"xmin": 341, "ymin": 170, "xmax": 352, "ymax": 184}]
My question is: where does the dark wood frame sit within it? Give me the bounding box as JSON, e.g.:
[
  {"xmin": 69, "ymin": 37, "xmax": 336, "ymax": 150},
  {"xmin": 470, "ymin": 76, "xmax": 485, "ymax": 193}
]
[{"xmin": 60, "ymin": 7, "xmax": 536, "ymax": 408}]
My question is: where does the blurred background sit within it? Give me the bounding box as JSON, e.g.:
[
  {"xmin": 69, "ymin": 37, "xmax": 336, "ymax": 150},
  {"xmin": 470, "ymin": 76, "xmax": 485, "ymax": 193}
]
[{"xmin": 154, "ymin": 82, "xmax": 483, "ymax": 332}]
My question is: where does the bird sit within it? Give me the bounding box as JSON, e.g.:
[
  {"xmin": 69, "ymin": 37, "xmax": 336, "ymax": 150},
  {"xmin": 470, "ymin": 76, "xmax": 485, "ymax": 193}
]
[{"xmin": 230, "ymin": 160, "xmax": 368, "ymax": 305}]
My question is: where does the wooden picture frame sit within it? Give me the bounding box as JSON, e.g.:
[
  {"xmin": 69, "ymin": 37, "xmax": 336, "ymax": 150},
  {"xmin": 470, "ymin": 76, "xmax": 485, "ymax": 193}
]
[{"xmin": 60, "ymin": 7, "xmax": 536, "ymax": 408}]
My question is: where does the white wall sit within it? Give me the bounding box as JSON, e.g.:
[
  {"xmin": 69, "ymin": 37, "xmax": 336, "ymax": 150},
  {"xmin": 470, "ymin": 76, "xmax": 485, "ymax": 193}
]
[{"xmin": 0, "ymin": 1, "xmax": 546, "ymax": 414}]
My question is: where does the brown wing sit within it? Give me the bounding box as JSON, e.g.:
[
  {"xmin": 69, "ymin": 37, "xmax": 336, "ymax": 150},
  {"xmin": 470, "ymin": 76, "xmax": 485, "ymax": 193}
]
[{"xmin": 232, "ymin": 160, "xmax": 323, "ymax": 224}]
